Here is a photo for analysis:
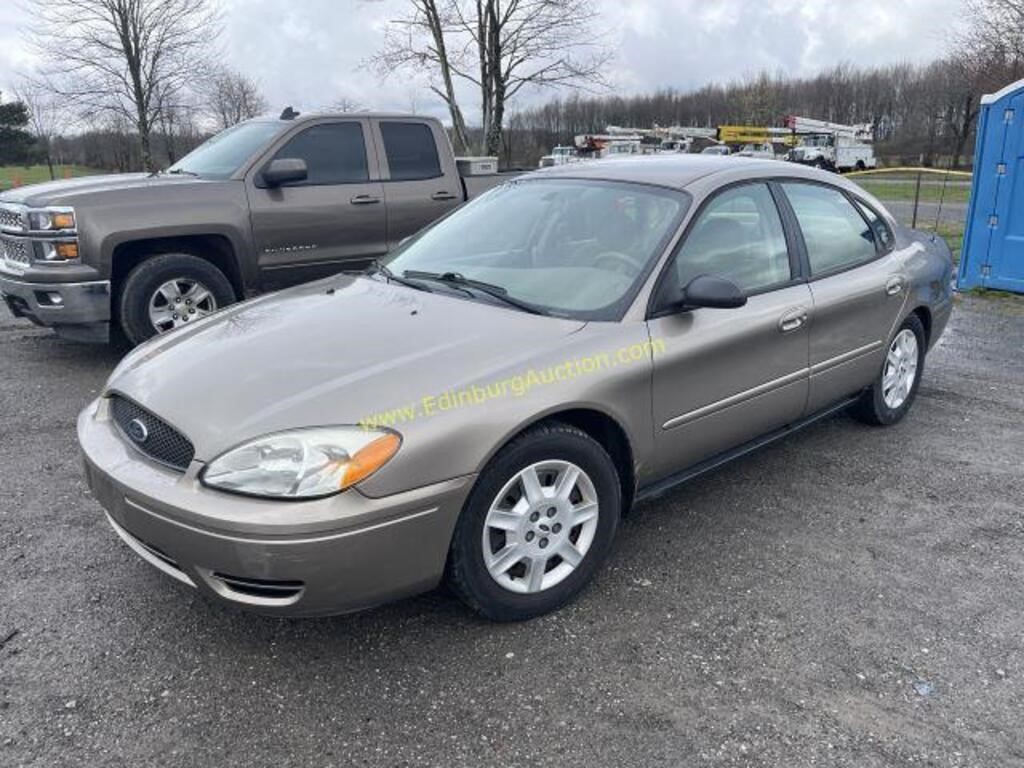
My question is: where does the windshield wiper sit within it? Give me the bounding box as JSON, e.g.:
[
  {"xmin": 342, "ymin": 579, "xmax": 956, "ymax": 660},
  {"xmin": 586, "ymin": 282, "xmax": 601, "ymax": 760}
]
[
  {"xmin": 166, "ymin": 168, "xmax": 198, "ymax": 177},
  {"xmin": 364, "ymin": 260, "xmax": 434, "ymax": 292},
  {"xmin": 402, "ymin": 270, "xmax": 546, "ymax": 315}
]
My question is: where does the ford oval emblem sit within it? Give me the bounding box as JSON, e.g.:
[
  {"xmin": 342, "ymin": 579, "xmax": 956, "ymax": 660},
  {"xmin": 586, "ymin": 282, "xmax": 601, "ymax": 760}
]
[{"xmin": 127, "ymin": 418, "xmax": 149, "ymax": 444}]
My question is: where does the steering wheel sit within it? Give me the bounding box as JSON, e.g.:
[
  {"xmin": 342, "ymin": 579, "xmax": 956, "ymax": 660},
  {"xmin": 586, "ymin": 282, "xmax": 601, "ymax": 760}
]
[{"xmin": 594, "ymin": 250, "xmax": 644, "ymax": 275}]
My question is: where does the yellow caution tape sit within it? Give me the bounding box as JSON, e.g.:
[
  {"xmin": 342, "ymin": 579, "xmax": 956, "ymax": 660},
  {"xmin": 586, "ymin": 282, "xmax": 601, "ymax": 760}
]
[{"xmin": 845, "ymin": 166, "xmax": 974, "ymax": 179}]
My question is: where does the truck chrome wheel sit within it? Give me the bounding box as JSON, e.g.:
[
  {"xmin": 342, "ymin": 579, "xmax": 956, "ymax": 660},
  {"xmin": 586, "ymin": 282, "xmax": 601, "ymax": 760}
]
[
  {"xmin": 882, "ymin": 328, "xmax": 919, "ymax": 409},
  {"xmin": 482, "ymin": 460, "xmax": 600, "ymax": 594},
  {"xmin": 148, "ymin": 278, "xmax": 218, "ymax": 333}
]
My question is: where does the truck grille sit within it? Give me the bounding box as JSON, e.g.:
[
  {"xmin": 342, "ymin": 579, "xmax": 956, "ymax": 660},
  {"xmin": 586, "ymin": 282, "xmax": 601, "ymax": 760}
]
[
  {"xmin": 0, "ymin": 235, "xmax": 30, "ymax": 270},
  {"xmin": 110, "ymin": 394, "xmax": 195, "ymax": 472},
  {"xmin": 0, "ymin": 205, "xmax": 24, "ymax": 232}
]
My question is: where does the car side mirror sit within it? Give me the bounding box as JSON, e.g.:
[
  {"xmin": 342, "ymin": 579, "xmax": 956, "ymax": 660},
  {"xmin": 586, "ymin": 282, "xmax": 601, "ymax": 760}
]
[
  {"xmin": 681, "ymin": 274, "xmax": 747, "ymax": 309},
  {"xmin": 261, "ymin": 158, "xmax": 307, "ymax": 187}
]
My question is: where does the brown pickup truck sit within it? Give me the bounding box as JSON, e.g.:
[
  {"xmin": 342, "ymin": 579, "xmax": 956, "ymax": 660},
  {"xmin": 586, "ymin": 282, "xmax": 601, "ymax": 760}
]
[{"xmin": 0, "ymin": 110, "xmax": 512, "ymax": 344}]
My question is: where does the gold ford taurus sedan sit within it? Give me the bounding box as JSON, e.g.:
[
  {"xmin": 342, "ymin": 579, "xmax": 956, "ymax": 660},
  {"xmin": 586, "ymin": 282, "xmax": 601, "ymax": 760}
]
[{"xmin": 79, "ymin": 156, "xmax": 954, "ymax": 621}]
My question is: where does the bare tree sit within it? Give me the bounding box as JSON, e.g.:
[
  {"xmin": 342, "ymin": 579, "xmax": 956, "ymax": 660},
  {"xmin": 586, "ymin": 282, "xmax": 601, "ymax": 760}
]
[
  {"xmin": 371, "ymin": 0, "xmax": 611, "ymax": 156},
  {"xmin": 28, "ymin": 0, "xmax": 220, "ymax": 171},
  {"xmin": 370, "ymin": 1, "xmax": 471, "ymax": 151},
  {"xmin": 958, "ymin": 0, "xmax": 1024, "ymax": 83},
  {"xmin": 202, "ymin": 67, "xmax": 268, "ymax": 130},
  {"xmin": 14, "ymin": 80, "xmax": 66, "ymax": 179}
]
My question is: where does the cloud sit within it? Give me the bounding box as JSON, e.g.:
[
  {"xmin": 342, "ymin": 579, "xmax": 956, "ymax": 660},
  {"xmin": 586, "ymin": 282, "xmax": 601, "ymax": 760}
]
[{"xmin": 1, "ymin": 0, "xmax": 966, "ymax": 120}]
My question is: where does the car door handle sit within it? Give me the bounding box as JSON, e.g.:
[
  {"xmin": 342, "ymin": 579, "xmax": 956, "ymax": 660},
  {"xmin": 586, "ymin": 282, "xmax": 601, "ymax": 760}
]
[
  {"xmin": 350, "ymin": 195, "xmax": 382, "ymax": 205},
  {"xmin": 431, "ymin": 191, "xmax": 458, "ymax": 201},
  {"xmin": 885, "ymin": 277, "xmax": 905, "ymax": 296},
  {"xmin": 778, "ymin": 307, "xmax": 808, "ymax": 333}
]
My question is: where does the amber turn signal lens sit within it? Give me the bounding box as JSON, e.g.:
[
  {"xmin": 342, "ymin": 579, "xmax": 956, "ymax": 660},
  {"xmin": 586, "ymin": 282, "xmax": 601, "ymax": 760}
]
[
  {"xmin": 340, "ymin": 432, "xmax": 401, "ymax": 489},
  {"xmin": 55, "ymin": 242, "xmax": 79, "ymax": 259},
  {"xmin": 51, "ymin": 213, "xmax": 76, "ymax": 230}
]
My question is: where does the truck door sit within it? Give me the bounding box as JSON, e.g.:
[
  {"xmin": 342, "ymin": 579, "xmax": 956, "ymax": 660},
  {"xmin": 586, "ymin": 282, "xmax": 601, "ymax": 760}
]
[
  {"xmin": 372, "ymin": 119, "xmax": 463, "ymax": 247},
  {"xmin": 247, "ymin": 118, "xmax": 387, "ymax": 289}
]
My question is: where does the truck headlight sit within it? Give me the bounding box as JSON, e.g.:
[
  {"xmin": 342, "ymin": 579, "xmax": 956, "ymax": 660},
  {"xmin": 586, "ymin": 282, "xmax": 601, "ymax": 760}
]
[
  {"xmin": 38, "ymin": 241, "xmax": 80, "ymax": 261},
  {"xmin": 200, "ymin": 427, "xmax": 401, "ymax": 499},
  {"xmin": 29, "ymin": 209, "xmax": 75, "ymax": 231}
]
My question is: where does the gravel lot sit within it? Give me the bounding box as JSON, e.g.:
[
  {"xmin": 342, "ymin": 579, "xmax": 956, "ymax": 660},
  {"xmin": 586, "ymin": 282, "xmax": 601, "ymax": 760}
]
[{"xmin": 1, "ymin": 293, "xmax": 1022, "ymax": 767}]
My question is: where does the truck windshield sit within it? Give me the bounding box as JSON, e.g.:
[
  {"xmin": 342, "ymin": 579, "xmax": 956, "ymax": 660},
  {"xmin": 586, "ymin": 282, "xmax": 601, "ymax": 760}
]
[
  {"xmin": 168, "ymin": 121, "xmax": 282, "ymax": 179},
  {"xmin": 384, "ymin": 179, "xmax": 689, "ymax": 321}
]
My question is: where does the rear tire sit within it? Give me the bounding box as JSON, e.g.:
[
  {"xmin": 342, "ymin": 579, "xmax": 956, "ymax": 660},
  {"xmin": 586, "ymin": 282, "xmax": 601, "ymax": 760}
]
[
  {"xmin": 447, "ymin": 422, "xmax": 621, "ymax": 621},
  {"xmin": 851, "ymin": 314, "xmax": 926, "ymax": 426},
  {"xmin": 118, "ymin": 253, "xmax": 236, "ymax": 345}
]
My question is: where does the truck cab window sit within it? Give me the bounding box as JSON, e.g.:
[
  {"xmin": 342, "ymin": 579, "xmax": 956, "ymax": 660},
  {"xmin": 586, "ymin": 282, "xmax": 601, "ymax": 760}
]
[
  {"xmin": 272, "ymin": 122, "xmax": 369, "ymax": 185},
  {"xmin": 380, "ymin": 122, "xmax": 442, "ymax": 181}
]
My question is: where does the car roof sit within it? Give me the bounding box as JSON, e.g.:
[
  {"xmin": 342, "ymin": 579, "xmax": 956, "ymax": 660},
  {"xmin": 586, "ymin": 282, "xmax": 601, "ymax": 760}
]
[
  {"xmin": 532, "ymin": 155, "xmax": 784, "ymax": 190},
  {"xmin": 528, "ymin": 155, "xmax": 897, "ymax": 226}
]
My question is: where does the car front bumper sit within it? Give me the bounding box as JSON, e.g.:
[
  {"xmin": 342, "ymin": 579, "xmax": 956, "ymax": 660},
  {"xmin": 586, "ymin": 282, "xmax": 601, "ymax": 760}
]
[
  {"xmin": 78, "ymin": 398, "xmax": 474, "ymax": 617},
  {"xmin": 0, "ymin": 274, "xmax": 110, "ymax": 341}
]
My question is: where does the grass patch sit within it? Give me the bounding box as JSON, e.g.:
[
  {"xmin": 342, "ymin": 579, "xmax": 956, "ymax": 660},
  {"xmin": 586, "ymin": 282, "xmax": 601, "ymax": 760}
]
[
  {"xmin": 0, "ymin": 165, "xmax": 102, "ymax": 191},
  {"xmin": 856, "ymin": 178, "xmax": 970, "ymax": 205},
  {"xmin": 932, "ymin": 221, "xmax": 965, "ymax": 264}
]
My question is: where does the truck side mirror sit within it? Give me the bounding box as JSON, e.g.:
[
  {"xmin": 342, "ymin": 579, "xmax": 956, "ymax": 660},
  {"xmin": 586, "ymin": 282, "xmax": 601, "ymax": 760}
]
[{"xmin": 261, "ymin": 158, "xmax": 307, "ymax": 188}]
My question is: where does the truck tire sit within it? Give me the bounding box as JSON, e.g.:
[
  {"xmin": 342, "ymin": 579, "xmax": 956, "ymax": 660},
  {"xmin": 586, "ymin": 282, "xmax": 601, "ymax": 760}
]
[
  {"xmin": 855, "ymin": 160, "xmax": 867, "ymax": 171},
  {"xmin": 118, "ymin": 253, "xmax": 236, "ymax": 345}
]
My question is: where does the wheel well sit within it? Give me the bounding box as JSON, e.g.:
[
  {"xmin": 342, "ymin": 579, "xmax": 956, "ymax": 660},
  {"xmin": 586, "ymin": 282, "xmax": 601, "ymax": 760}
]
[
  {"xmin": 535, "ymin": 408, "xmax": 636, "ymax": 515},
  {"xmin": 911, "ymin": 305, "xmax": 932, "ymax": 347},
  {"xmin": 110, "ymin": 235, "xmax": 243, "ymax": 301}
]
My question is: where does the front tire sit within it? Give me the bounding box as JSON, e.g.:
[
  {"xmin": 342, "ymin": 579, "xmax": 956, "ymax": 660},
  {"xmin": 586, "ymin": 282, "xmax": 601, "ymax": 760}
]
[
  {"xmin": 851, "ymin": 314, "xmax": 926, "ymax": 426},
  {"xmin": 447, "ymin": 422, "xmax": 621, "ymax": 621},
  {"xmin": 118, "ymin": 253, "xmax": 236, "ymax": 345}
]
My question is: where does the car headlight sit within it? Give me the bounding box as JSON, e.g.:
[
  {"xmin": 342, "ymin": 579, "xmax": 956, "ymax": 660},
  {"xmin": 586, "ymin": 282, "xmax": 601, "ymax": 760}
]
[
  {"xmin": 29, "ymin": 209, "xmax": 75, "ymax": 231},
  {"xmin": 200, "ymin": 427, "xmax": 401, "ymax": 499}
]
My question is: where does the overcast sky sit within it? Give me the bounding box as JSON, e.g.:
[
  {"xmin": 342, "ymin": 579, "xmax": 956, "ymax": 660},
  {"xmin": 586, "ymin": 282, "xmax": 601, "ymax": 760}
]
[{"xmin": 0, "ymin": 0, "xmax": 965, "ymax": 124}]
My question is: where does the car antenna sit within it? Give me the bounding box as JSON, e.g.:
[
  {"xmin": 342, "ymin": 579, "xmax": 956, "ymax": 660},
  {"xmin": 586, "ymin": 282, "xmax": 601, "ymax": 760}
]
[{"xmin": 280, "ymin": 106, "xmax": 299, "ymax": 120}]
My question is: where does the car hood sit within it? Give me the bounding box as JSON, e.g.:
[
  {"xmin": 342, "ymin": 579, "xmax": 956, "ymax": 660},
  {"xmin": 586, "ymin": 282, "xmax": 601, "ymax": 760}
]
[
  {"xmin": 107, "ymin": 275, "xmax": 586, "ymax": 460},
  {"xmin": 0, "ymin": 173, "xmax": 207, "ymax": 207}
]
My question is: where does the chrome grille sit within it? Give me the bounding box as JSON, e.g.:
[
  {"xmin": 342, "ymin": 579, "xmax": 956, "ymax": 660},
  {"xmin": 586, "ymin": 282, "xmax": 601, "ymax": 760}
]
[
  {"xmin": 0, "ymin": 205, "xmax": 24, "ymax": 232},
  {"xmin": 0, "ymin": 236, "xmax": 30, "ymax": 269},
  {"xmin": 110, "ymin": 394, "xmax": 195, "ymax": 471}
]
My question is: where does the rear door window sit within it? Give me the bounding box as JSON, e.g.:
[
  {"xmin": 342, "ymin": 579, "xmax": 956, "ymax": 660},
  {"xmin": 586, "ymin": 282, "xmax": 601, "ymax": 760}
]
[
  {"xmin": 673, "ymin": 182, "xmax": 792, "ymax": 294},
  {"xmin": 272, "ymin": 122, "xmax": 369, "ymax": 185},
  {"xmin": 782, "ymin": 182, "xmax": 878, "ymax": 274},
  {"xmin": 853, "ymin": 198, "xmax": 895, "ymax": 252},
  {"xmin": 380, "ymin": 122, "xmax": 442, "ymax": 181}
]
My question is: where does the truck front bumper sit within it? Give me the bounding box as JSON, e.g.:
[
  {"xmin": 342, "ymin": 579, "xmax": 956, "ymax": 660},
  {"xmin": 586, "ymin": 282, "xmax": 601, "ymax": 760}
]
[{"xmin": 0, "ymin": 274, "xmax": 111, "ymax": 341}]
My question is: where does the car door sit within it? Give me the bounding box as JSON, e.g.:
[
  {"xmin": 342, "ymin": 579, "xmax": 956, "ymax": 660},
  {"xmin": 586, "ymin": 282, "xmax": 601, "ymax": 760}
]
[
  {"xmin": 372, "ymin": 119, "xmax": 463, "ymax": 248},
  {"xmin": 247, "ymin": 119, "xmax": 387, "ymax": 289},
  {"xmin": 646, "ymin": 181, "xmax": 813, "ymax": 479},
  {"xmin": 778, "ymin": 182, "xmax": 905, "ymax": 413}
]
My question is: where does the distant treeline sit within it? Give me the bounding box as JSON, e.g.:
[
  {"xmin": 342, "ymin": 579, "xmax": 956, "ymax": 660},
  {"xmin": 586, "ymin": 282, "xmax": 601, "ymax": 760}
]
[{"xmin": 498, "ymin": 59, "xmax": 1014, "ymax": 170}]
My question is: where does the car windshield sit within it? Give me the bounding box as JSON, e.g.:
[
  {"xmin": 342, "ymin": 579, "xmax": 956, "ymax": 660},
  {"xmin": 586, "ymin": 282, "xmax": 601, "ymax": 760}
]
[
  {"xmin": 384, "ymin": 178, "xmax": 689, "ymax": 320},
  {"xmin": 167, "ymin": 120, "xmax": 282, "ymax": 179}
]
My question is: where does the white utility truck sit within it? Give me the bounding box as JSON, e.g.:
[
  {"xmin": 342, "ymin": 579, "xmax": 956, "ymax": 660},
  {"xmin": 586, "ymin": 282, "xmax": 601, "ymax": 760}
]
[{"xmin": 785, "ymin": 116, "xmax": 877, "ymax": 172}]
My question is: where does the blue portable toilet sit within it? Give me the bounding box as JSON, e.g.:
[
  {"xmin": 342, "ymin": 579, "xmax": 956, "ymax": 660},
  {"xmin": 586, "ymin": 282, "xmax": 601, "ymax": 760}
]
[{"xmin": 959, "ymin": 78, "xmax": 1024, "ymax": 292}]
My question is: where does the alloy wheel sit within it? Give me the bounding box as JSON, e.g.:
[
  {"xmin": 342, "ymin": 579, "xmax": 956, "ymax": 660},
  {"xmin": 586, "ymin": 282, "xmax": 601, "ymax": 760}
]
[
  {"xmin": 882, "ymin": 328, "xmax": 919, "ymax": 409},
  {"xmin": 148, "ymin": 278, "xmax": 218, "ymax": 334}
]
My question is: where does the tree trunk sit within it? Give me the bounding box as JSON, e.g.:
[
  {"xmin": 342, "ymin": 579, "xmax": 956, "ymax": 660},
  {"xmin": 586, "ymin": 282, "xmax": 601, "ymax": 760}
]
[
  {"xmin": 423, "ymin": 0, "xmax": 470, "ymax": 153},
  {"xmin": 137, "ymin": 116, "xmax": 153, "ymax": 171}
]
